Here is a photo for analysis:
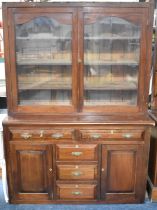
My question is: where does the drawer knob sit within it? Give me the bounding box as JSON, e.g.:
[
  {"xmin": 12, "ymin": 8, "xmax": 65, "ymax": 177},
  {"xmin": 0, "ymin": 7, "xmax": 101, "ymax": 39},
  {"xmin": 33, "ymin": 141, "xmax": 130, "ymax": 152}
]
[
  {"xmin": 123, "ymin": 133, "xmax": 132, "ymax": 138},
  {"xmin": 91, "ymin": 134, "xmax": 101, "ymax": 139},
  {"xmin": 72, "ymin": 171, "xmax": 83, "ymax": 176},
  {"xmin": 72, "ymin": 191, "xmax": 82, "ymax": 195},
  {"xmin": 71, "ymin": 151, "xmax": 83, "ymax": 156},
  {"xmin": 51, "ymin": 133, "xmax": 63, "ymax": 139},
  {"xmin": 49, "ymin": 168, "xmax": 52, "ymax": 172},
  {"xmin": 21, "ymin": 133, "xmax": 32, "ymax": 140}
]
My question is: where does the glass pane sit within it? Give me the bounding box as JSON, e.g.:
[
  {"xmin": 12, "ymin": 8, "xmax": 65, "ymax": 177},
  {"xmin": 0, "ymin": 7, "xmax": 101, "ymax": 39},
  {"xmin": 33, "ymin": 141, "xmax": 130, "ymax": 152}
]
[
  {"xmin": 15, "ymin": 14, "xmax": 72, "ymax": 105},
  {"xmin": 84, "ymin": 16, "xmax": 140, "ymax": 106}
]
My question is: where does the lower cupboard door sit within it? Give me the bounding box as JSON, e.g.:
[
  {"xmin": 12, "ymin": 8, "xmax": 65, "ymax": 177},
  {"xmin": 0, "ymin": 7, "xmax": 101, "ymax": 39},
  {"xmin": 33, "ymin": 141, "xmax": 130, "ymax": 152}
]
[
  {"xmin": 10, "ymin": 143, "xmax": 53, "ymax": 201},
  {"xmin": 101, "ymin": 145, "xmax": 146, "ymax": 203}
]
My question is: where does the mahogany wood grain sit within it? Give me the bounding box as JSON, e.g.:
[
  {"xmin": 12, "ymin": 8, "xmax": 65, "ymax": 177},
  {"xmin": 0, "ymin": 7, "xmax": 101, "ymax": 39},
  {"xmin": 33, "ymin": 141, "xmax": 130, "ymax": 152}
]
[
  {"xmin": 56, "ymin": 164, "xmax": 97, "ymax": 180},
  {"xmin": 2, "ymin": 0, "xmax": 154, "ymax": 204},
  {"xmin": 56, "ymin": 144, "xmax": 98, "ymax": 161},
  {"xmin": 2, "ymin": 1, "xmax": 153, "ymax": 116},
  {"xmin": 81, "ymin": 129, "xmax": 144, "ymax": 140},
  {"xmin": 101, "ymin": 144, "xmax": 147, "ymax": 203},
  {"xmin": 9, "ymin": 143, "xmax": 53, "ymax": 200},
  {"xmin": 56, "ymin": 184, "xmax": 97, "ymax": 200}
]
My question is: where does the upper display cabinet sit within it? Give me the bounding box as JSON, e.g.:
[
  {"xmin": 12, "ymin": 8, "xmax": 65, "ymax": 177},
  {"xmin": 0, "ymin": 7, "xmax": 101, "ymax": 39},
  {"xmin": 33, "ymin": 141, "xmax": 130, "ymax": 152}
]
[{"xmin": 2, "ymin": 2, "xmax": 153, "ymax": 116}]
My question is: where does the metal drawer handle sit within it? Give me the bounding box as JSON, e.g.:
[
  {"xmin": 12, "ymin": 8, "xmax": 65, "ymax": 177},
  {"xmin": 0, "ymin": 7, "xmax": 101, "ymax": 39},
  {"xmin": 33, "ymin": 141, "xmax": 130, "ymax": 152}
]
[
  {"xmin": 40, "ymin": 130, "xmax": 44, "ymax": 138},
  {"xmin": 72, "ymin": 171, "xmax": 83, "ymax": 176},
  {"xmin": 123, "ymin": 133, "xmax": 133, "ymax": 138},
  {"xmin": 71, "ymin": 152, "xmax": 83, "ymax": 156},
  {"xmin": 51, "ymin": 133, "xmax": 63, "ymax": 139},
  {"xmin": 91, "ymin": 134, "xmax": 101, "ymax": 139},
  {"xmin": 21, "ymin": 133, "xmax": 32, "ymax": 140},
  {"xmin": 72, "ymin": 191, "xmax": 82, "ymax": 195}
]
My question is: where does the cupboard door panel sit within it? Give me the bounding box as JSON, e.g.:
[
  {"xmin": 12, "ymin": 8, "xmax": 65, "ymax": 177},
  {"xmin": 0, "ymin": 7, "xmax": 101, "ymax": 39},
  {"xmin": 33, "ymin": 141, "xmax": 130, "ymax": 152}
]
[
  {"xmin": 107, "ymin": 151, "xmax": 135, "ymax": 192},
  {"xmin": 10, "ymin": 143, "xmax": 53, "ymax": 201},
  {"xmin": 8, "ymin": 7, "xmax": 78, "ymax": 113},
  {"xmin": 79, "ymin": 8, "xmax": 148, "ymax": 113},
  {"xmin": 101, "ymin": 144, "xmax": 144, "ymax": 203},
  {"xmin": 18, "ymin": 150, "xmax": 47, "ymax": 192}
]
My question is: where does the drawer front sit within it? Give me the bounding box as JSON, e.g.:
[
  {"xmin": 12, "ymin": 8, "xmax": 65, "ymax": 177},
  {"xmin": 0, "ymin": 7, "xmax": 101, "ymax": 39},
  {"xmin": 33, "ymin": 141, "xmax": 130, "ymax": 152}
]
[
  {"xmin": 9, "ymin": 128, "xmax": 73, "ymax": 141},
  {"xmin": 56, "ymin": 144, "xmax": 97, "ymax": 161},
  {"xmin": 57, "ymin": 184, "xmax": 97, "ymax": 200},
  {"xmin": 81, "ymin": 129, "xmax": 144, "ymax": 140},
  {"xmin": 57, "ymin": 164, "xmax": 97, "ymax": 180}
]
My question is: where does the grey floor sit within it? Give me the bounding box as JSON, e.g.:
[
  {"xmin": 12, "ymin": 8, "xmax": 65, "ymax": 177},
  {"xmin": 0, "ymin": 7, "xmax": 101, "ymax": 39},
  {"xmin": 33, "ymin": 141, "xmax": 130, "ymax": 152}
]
[{"xmin": 0, "ymin": 180, "xmax": 157, "ymax": 210}]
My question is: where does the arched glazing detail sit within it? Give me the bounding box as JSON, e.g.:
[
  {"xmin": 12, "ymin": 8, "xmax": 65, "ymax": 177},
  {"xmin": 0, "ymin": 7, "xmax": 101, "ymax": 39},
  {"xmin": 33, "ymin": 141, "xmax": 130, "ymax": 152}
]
[
  {"xmin": 15, "ymin": 15, "xmax": 72, "ymax": 106},
  {"xmin": 84, "ymin": 16, "xmax": 141, "ymax": 106}
]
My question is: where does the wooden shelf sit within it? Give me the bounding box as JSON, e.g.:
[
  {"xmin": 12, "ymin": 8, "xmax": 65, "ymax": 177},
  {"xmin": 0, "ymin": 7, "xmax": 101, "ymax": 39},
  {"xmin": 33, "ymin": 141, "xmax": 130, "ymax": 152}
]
[
  {"xmin": 85, "ymin": 81, "xmax": 137, "ymax": 90},
  {"xmin": 16, "ymin": 36, "xmax": 71, "ymax": 40},
  {"xmin": 84, "ymin": 36, "xmax": 140, "ymax": 40},
  {"xmin": 19, "ymin": 100, "xmax": 70, "ymax": 105},
  {"xmin": 19, "ymin": 80, "xmax": 71, "ymax": 90},
  {"xmin": 17, "ymin": 60, "xmax": 138, "ymax": 66},
  {"xmin": 84, "ymin": 100, "xmax": 136, "ymax": 106},
  {"xmin": 84, "ymin": 60, "xmax": 139, "ymax": 66},
  {"xmin": 17, "ymin": 60, "xmax": 72, "ymax": 65}
]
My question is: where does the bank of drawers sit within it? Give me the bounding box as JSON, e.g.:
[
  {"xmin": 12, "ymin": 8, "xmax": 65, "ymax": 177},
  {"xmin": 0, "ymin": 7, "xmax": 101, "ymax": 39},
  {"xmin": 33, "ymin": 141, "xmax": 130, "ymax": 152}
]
[
  {"xmin": 9, "ymin": 128, "xmax": 144, "ymax": 141},
  {"xmin": 8, "ymin": 127, "xmax": 145, "ymax": 200},
  {"xmin": 56, "ymin": 144, "xmax": 98, "ymax": 200}
]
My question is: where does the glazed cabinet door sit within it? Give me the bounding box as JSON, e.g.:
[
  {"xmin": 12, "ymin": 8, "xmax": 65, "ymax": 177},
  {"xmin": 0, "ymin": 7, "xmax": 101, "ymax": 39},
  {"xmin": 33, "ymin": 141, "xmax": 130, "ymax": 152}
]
[
  {"xmin": 6, "ymin": 7, "xmax": 78, "ymax": 114},
  {"xmin": 101, "ymin": 144, "xmax": 145, "ymax": 203},
  {"xmin": 9, "ymin": 143, "xmax": 53, "ymax": 201},
  {"xmin": 79, "ymin": 7, "xmax": 148, "ymax": 113}
]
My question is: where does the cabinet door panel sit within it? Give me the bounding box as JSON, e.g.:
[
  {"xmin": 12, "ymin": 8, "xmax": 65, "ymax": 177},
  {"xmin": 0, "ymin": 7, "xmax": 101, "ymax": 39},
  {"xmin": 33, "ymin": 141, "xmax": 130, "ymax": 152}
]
[
  {"xmin": 101, "ymin": 144, "xmax": 144, "ymax": 203},
  {"xmin": 79, "ymin": 8, "xmax": 147, "ymax": 112},
  {"xmin": 18, "ymin": 150, "xmax": 47, "ymax": 192},
  {"xmin": 8, "ymin": 7, "xmax": 78, "ymax": 113},
  {"xmin": 107, "ymin": 151, "xmax": 135, "ymax": 192},
  {"xmin": 10, "ymin": 143, "xmax": 53, "ymax": 201}
]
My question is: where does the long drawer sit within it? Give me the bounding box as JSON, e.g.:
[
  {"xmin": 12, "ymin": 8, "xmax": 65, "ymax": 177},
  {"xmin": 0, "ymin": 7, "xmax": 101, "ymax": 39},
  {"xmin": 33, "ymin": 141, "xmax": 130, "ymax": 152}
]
[
  {"xmin": 56, "ymin": 144, "xmax": 98, "ymax": 161},
  {"xmin": 9, "ymin": 128, "xmax": 74, "ymax": 140},
  {"xmin": 56, "ymin": 164, "xmax": 98, "ymax": 180},
  {"xmin": 57, "ymin": 184, "xmax": 97, "ymax": 200},
  {"xmin": 81, "ymin": 129, "xmax": 144, "ymax": 140}
]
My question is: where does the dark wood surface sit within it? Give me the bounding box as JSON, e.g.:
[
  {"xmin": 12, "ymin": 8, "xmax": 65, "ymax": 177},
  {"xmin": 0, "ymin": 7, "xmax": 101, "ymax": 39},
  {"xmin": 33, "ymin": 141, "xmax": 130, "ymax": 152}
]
[
  {"xmin": 2, "ymin": 1, "xmax": 154, "ymax": 204},
  {"xmin": 3, "ymin": 120, "xmax": 152, "ymax": 204},
  {"xmin": 2, "ymin": 1, "xmax": 153, "ymax": 116}
]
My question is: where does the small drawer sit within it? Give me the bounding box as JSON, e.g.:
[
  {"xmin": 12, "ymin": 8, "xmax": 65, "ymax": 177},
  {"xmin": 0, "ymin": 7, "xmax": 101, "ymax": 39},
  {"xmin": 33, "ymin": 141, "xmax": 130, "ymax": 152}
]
[
  {"xmin": 57, "ymin": 184, "xmax": 97, "ymax": 200},
  {"xmin": 57, "ymin": 164, "xmax": 97, "ymax": 180},
  {"xmin": 81, "ymin": 129, "xmax": 144, "ymax": 140},
  {"xmin": 56, "ymin": 144, "xmax": 97, "ymax": 161},
  {"xmin": 9, "ymin": 128, "xmax": 73, "ymax": 141}
]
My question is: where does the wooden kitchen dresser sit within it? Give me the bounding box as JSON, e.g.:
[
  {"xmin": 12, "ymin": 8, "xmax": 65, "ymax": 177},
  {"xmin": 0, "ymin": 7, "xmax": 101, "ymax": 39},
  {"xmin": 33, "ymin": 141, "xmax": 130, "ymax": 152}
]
[{"xmin": 2, "ymin": 1, "xmax": 154, "ymax": 204}]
